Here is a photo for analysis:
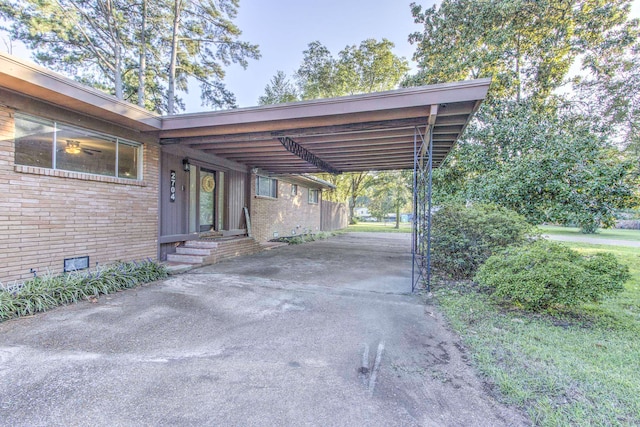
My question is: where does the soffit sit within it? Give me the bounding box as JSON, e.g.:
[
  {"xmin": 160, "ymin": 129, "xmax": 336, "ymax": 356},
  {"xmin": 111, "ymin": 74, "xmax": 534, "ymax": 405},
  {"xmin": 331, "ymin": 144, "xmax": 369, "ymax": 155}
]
[{"xmin": 158, "ymin": 79, "xmax": 491, "ymax": 174}]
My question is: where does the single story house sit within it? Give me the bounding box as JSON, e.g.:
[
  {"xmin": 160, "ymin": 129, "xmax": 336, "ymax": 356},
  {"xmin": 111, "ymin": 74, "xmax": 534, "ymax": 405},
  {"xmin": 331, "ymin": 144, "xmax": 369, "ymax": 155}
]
[{"xmin": 0, "ymin": 52, "xmax": 490, "ymax": 283}]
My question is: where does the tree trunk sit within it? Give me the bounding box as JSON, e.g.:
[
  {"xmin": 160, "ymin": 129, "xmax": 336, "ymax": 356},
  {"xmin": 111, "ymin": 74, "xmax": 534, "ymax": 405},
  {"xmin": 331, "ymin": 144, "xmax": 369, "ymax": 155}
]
[
  {"xmin": 114, "ymin": 44, "xmax": 123, "ymax": 100},
  {"xmin": 348, "ymin": 196, "xmax": 356, "ymax": 224},
  {"xmin": 395, "ymin": 202, "xmax": 400, "ymax": 229},
  {"xmin": 106, "ymin": 0, "xmax": 123, "ymax": 100},
  {"xmin": 137, "ymin": 0, "xmax": 147, "ymax": 107},
  {"xmin": 167, "ymin": 0, "xmax": 181, "ymax": 114},
  {"xmin": 515, "ymin": 34, "xmax": 521, "ymax": 103},
  {"xmin": 348, "ymin": 173, "xmax": 360, "ymax": 224}
]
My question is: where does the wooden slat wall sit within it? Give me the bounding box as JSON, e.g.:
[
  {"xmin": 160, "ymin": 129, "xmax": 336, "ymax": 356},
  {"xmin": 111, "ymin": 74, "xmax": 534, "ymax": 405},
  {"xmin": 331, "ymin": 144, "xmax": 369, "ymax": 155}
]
[
  {"xmin": 160, "ymin": 151, "xmax": 188, "ymax": 237},
  {"xmin": 321, "ymin": 200, "xmax": 348, "ymax": 231},
  {"xmin": 226, "ymin": 169, "xmax": 247, "ymax": 230}
]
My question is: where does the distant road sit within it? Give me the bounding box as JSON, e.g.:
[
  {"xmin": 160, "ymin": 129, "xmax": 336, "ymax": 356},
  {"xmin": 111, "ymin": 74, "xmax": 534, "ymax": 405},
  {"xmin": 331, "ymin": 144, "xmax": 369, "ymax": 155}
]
[{"xmin": 544, "ymin": 234, "xmax": 640, "ymax": 248}]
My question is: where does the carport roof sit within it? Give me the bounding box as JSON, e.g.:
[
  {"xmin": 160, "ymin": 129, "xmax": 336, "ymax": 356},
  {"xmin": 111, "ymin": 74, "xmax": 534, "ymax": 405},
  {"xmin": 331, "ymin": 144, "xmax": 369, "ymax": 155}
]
[{"xmin": 160, "ymin": 79, "xmax": 491, "ymax": 174}]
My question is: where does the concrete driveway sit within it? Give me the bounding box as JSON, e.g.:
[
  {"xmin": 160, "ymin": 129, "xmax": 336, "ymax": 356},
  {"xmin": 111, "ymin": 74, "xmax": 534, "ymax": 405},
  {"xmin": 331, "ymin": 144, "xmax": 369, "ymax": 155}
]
[{"xmin": 0, "ymin": 232, "xmax": 527, "ymax": 426}]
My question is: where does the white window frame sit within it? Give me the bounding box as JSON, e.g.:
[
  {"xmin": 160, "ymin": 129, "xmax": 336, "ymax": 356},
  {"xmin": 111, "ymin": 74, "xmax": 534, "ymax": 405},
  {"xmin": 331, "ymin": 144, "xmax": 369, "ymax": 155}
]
[
  {"xmin": 308, "ymin": 188, "xmax": 320, "ymax": 204},
  {"xmin": 256, "ymin": 175, "xmax": 278, "ymax": 198}
]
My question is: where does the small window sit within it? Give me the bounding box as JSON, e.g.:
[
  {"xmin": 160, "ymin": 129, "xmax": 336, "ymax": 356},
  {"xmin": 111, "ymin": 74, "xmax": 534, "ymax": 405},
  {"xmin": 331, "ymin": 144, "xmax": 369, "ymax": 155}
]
[
  {"xmin": 291, "ymin": 184, "xmax": 298, "ymax": 196},
  {"xmin": 308, "ymin": 189, "xmax": 319, "ymax": 204},
  {"xmin": 256, "ymin": 175, "xmax": 277, "ymax": 198}
]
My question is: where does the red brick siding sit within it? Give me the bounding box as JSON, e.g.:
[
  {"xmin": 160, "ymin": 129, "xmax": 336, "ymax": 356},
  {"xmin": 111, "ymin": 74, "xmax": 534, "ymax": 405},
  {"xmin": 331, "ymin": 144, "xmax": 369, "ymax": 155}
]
[
  {"xmin": 249, "ymin": 175, "xmax": 321, "ymax": 243},
  {"xmin": 0, "ymin": 106, "xmax": 159, "ymax": 283}
]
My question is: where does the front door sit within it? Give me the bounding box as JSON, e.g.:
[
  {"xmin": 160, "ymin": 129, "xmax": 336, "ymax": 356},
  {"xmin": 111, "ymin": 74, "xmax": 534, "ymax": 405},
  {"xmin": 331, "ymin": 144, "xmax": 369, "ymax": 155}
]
[{"xmin": 189, "ymin": 167, "xmax": 216, "ymax": 233}]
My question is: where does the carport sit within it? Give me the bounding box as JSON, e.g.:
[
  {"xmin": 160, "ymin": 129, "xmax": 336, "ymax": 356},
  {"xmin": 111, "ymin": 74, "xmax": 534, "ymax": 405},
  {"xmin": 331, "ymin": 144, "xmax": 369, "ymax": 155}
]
[{"xmin": 158, "ymin": 78, "xmax": 491, "ymax": 290}]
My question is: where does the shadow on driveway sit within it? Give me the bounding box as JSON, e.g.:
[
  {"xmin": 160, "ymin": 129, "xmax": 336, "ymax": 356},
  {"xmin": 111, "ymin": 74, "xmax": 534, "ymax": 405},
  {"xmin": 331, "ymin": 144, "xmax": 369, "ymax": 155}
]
[{"xmin": 0, "ymin": 232, "xmax": 528, "ymax": 426}]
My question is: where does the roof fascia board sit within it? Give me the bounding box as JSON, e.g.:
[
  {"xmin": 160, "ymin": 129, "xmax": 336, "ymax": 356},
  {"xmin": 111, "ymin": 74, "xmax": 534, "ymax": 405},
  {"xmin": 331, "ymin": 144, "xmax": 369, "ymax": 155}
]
[
  {"xmin": 160, "ymin": 79, "xmax": 492, "ymax": 133},
  {"xmin": 0, "ymin": 88, "xmax": 159, "ymax": 145}
]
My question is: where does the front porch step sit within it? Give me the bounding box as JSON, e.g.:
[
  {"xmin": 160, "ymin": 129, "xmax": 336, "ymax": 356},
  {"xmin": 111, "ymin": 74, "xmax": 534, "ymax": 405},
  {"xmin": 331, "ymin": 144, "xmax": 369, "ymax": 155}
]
[
  {"xmin": 166, "ymin": 237, "xmax": 263, "ymax": 267},
  {"xmin": 166, "ymin": 253, "xmax": 205, "ymax": 264},
  {"xmin": 176, "ymin": 246, "xmax": 212, "ymax": 256},
  {"xmin": 184, "ymin": 240, "xmax": 220, "ymax": 249}
]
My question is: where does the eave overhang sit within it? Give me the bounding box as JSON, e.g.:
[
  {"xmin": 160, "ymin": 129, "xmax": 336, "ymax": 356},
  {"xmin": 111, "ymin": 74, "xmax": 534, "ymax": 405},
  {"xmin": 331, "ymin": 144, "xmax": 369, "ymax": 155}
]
[
  {"xmin": 0, "ymin": 52, "xmax": 161, "ymax": 132},
  {"xmin": 159, "ymin": 79, "xmax": 491, "ymax": 174}
]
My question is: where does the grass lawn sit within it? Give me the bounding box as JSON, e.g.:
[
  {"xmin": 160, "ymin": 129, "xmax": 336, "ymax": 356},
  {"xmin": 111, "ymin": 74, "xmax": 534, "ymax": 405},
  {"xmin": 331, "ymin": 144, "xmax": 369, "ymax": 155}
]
[
  {"xmin": 347, "ymin": 222, "xmax": 412, "ymax": 233},
  {"xmin": 433, "ymin": 240, "xmax": 640, "ymax": 426},
  {"xmin": 540, "ymin": 225, "xmax": 640, "ymax": 242}
]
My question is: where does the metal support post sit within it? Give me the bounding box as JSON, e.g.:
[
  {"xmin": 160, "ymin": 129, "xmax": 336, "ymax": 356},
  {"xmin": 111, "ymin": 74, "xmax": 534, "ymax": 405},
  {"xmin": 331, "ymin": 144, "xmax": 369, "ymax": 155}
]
[
  {"xmin": 411, "ymin": 121, "xmax": 434, "ymax": 293},
  {"xmin": 426, "ymin": 125, "xmax": 433, "ymax": 292},
  {"xmin": 411, "ymin": 127, "xmax": 418, "ymax": 292}
]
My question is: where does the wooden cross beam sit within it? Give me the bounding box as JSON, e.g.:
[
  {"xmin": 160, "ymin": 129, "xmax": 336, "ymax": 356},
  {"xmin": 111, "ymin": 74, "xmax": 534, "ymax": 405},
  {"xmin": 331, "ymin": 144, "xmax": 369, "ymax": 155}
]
[{"xmin": 278, "ymin": 137, "xmax": 341, "ymax": 175}]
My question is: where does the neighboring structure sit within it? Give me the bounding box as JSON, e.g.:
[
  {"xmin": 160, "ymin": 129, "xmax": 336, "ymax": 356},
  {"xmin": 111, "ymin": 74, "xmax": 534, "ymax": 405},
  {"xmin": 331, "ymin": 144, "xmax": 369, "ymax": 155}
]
[
  {"xmin": 0, "ymin": 52, "xmax": 490, "ymax": 283},
  {"xmin": 251, "ymin": 174, "xmax": 335, "ymax": 242}
]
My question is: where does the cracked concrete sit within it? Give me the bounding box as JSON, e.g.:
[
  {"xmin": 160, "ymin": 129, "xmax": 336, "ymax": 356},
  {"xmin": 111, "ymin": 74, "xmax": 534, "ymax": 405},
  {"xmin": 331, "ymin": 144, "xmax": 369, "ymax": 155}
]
[{"xmin": 0, "ymin": 232, "xmax": 528, "ymax": 426}]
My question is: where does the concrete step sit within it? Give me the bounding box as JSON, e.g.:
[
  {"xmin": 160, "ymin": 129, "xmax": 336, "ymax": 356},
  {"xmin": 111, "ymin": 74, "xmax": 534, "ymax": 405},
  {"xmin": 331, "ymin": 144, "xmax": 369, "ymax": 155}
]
[
  {"xmin": 167, "ymin": 253, "xmax": 205, "ymax": 264},
  {"xmin": 184, "ymin": 240, "xmax": 220, "ymax": 249},
  {"xmin": 163, "ymin": 262, "xmax": 195, "ymax": 274},
  {"xmin": 170, "ymin": 237, "xmax": 263, "ymax": 267},
  {"xmin": 176, "ymin": 247, "xmax": 212, "ymax": 256},
  {"xmin": 215, "ymin": 237, "xmax": 253, "ymax": 246}
]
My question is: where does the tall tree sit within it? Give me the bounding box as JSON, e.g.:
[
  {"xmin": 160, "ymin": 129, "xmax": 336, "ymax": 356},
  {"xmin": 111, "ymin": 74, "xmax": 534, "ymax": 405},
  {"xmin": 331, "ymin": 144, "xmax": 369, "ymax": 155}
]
[
  {"xmin": 296, "ymin": 38, "xmax": 410, "ymax": 99},
  {"xmin": 257, "ymin": 70, "xmax": 298, "ymax": 105},
  {"xmin": 0, "ymin": 0, "xmax": 132, "ymax": 99},
  {"xmin": 137, "ymin": 0, "xmax": 148, "ymax": 107},
  {"xmin": 406, "ymin": 0, "xmax": 640, "ymax": 232},
  {"xmin": 573, "ymin": 42, "xmax": 640, "ymax": 157},
  {"xmin": 261, "ymin": 39, "xmax": 409, "ymax": 222},
  {"xmin": 0, "ymin": 0, "xmax": 260, "ymax": 113},
  {"xmin": 159, "ymin": 0, "xmax": 260, "ymax": 113},
  {"xmin": 407, "ymin": 0, "xmax": 637, "ymax": 102},
  {"xmin": 317, "ymin": 172, "xmax": 374, "ymax": 224},
  {"xmin": 368, "ymin": 170, "xmax": 413, "ymax": 228}
]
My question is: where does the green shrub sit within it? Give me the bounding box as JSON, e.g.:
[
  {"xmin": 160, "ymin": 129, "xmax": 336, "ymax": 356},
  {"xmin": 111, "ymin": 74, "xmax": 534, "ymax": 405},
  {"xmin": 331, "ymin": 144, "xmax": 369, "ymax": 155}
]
[
  {"xmin": 430, "ymin": 204, "xmax": 536, "ymax": 279},
  {"xmin": 475, "ymin": 240, "xmax": 629, "ymax": 311},
  {"xmin": 0, "ymin": 260, "xmax": 168, "ymax": 321}
]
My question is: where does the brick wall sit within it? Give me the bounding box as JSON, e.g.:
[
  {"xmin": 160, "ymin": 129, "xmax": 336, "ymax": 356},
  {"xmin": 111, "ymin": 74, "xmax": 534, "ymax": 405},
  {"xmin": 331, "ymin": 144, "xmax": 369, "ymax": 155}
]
[
  {"xmin": 249, "ymin": 175, "xmax": 321, "ymax": 243},
  {"xmin": 0, "ymin": 106, "xmax": 160, "ymax": 283}
]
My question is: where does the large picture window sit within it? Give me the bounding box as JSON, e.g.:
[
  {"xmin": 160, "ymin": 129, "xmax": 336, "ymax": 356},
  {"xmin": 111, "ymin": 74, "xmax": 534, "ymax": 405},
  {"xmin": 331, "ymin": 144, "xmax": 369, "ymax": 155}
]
[
  {"xmin": 14, "ymin": 114, "xmax": 142, "ymax": 180},
  {"xmin": 256, "ymin": 176, "xmax": 277, "ymax": 198}
]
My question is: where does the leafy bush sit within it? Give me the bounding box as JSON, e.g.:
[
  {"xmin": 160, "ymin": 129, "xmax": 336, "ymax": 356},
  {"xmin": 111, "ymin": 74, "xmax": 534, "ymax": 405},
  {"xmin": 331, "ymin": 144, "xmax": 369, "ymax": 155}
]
[
  {"xmin": 475, "ymin": 240, "xmax": 629, "ymax": 311},
  {"xmin": 0, "ymin": 260, "xmax": 168, "ymax": 321},
  {"xmin": 430, "ymin": 204, "xmax": 536, "ymax": 279}
]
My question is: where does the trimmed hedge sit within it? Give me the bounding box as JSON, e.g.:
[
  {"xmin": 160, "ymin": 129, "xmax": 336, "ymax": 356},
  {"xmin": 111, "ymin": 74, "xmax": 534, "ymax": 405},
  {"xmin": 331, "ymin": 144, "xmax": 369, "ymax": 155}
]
[
  {"xmin": 431, "ymin": 204, "xmax": 537, "ymax": 279},
  {"xmin": 0, "ymin": 260, "xmax": 168, "ymax": 321},
  {"xmin": 475, "ymin": 240, "xmax": 630, "ymax": 311}
]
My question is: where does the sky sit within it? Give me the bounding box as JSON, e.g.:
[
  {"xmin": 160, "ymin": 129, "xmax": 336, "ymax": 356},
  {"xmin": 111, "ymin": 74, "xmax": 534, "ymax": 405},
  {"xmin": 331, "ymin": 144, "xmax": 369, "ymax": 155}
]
[
  {"xmin": 196, "ymin": 0, "xmax": 640, "ymax": 110},
  {"xmin": 214, "ymin": 0, "xmax": 430, "ymax": 110},
  {"xmin": 2, "ymin": 0, "xmax": 639, "ymax": 113}
]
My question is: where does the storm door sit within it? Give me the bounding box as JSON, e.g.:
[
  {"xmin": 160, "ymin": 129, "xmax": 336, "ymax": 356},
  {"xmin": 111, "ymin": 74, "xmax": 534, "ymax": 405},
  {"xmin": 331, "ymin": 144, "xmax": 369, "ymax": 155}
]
[{"xmin": 189, "ymin": 167, "xmax": 217, "ymax": 233}]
